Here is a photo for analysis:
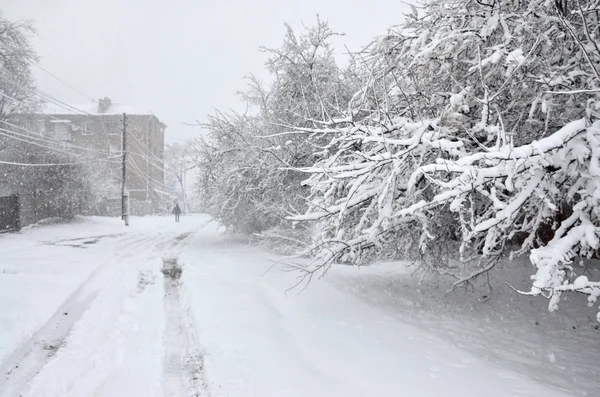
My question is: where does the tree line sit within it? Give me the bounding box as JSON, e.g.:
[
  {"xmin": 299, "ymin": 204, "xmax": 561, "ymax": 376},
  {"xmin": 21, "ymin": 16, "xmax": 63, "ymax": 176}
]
[{"xmin": 194, "ymin": 0, "xmax": 600, "ymax": 319}]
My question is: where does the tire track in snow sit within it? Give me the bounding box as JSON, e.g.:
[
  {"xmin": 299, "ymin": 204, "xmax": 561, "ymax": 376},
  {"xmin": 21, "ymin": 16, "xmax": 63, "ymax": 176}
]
[
  {"xmin": 162, "ymin": 256, "xmax": 209, "ymax": 397},
  {"xmin": 0, "ymin": 233, "xmax": 170, "ymax": 396}
]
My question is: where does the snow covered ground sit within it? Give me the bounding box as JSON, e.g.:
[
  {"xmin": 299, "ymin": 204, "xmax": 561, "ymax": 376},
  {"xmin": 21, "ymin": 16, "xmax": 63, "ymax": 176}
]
[
  {"xmin": 0, "ymin": 215, "xmax": 596, "ymax": 396},
  {"xmin": 330, "ymin": 261, "xmax": 600, "ymax": 396}
]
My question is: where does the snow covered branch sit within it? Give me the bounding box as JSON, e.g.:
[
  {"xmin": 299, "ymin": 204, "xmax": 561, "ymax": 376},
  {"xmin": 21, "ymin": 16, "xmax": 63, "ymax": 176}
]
[{"xmin": 288, "ymin": 0, "xmax": 600, "ymax": 319}]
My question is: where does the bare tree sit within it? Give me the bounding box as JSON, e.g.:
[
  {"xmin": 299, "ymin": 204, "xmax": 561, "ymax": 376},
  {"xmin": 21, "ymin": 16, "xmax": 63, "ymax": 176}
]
[
  {"xmin": 0, "ymin": 13, "xmax": 40, "ymax": 121},
  {"xmin": 194, "ymin": 18, "xmax": 352, "ymax": 235},
  {"xmin": 164, "ymin": 142, "xmax": 195, "ymax": 212}
]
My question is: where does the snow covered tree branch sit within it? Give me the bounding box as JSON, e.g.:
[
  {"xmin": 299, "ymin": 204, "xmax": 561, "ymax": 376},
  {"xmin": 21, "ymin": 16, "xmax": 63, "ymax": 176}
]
[
  {"xmin": 0, "ymin": 14, "xmax": 40, "ymax": 120},
  {"xmin": 194, "ymin": 19, "xmax": 353, "ymax": 236},
  {"xmin": 289, "ymin": 0, "xmax": 600, "ymax": 319}
]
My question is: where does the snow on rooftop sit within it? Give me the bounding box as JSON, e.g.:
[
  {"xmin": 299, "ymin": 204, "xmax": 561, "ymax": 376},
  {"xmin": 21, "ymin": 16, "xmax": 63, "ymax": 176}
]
[{"xmin": 41, "ymin": 100, "xmax": 154, "ymax": 116}]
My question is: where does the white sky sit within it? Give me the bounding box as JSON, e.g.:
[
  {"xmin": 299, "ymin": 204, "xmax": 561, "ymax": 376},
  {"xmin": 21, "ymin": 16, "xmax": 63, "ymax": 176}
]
[{"xmin": 3, "ymin": 0, "xmax": 410, "ymax": 142}]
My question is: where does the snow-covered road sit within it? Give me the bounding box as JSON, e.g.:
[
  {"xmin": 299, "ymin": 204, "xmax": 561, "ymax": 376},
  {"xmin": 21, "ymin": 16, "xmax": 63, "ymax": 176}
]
[{"xmin": 0, "ymin": 215, "xmax": 576, "ymax": 396}]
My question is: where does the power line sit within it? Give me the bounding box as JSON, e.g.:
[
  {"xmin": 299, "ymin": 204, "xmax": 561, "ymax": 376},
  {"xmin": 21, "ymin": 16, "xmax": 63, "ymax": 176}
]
[
  {"xmin": 130, "ymin": 150, "xmax": 166, "ymax": 175},
  {"xmin": 2, "ymin": 69, "xmax": 164, "ymax": 162},
  {"xmin": 0, "ymin": 124, "xmax": 83, "ymax": 153},
  {"xmin": 0, "ymin": 127, "xmax": 122, "ymax": 164},
  {"xmin": 127, "ymin": 153, "xmax": 173, "ymax": 202},
  {"xmin": 128, "ymin": 132, "xmax": 166, "ymax": 175},
  {"xmin": 0, "ymin": 87, "xmax": 117, "ymax": 157},
  {"xmin": 8, "ymin": 72, "xmax": 163, "ymax": 158},
  {"xmin": 129, "ymin": 130, "xmax": 164, "ymax": 164},
  {"xmin": 2, "ymin": 68, "xmax": 169, "ymax": 196},
  {"xmin": 0, "ymin": 127, "xmax": 88, "ymax": 157},
  {"xmin": 0, "ymin": 70, "xmax": 95, "ymax": 117},
  {"xmin": 0, "ymin": 157, "xmax": 119, "ymax": 167},
  {"xmin": 0, "ymin": 88, "xmax": 92, "ymax": 128},
  {"xmin": 0, "ymin": 119, "xmax": 107, "ymax": 154},
  {"xmin": 128, "ymin": 154, "xmax": 171, "ymax": 190},
  {"xmin": 1, "ymin": 72, "xmax": 141, "ymax": 158},
  {"xmin": 31, "ymin": 62, "xmax": 96, "ymax": 102},
  {"xmin": 0, "ymin": 70, "xmax": 120, "ymax": 162},
  {"xmin": 2, "ymin": 109, "xmax": 165, "ymax": 183}
]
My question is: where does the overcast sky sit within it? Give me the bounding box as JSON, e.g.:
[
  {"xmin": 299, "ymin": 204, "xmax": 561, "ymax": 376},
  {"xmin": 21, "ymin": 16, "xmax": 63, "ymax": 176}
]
[{"xmin": 3, "ymin": 0, "xmax": 410, "ymax": 142}]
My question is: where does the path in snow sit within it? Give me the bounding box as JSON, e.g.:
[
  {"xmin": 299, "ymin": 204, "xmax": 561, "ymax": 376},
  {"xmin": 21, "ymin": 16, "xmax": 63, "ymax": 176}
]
[
  {"xmin": 0, "ymin": 220, "xmax": 135, "ymax": 364},
  {"xmin": 0, "ymin": 216, "xmax": 203, "ymax": 397},
  {"xmin": 162, "ymin": 256, "xmax": 207, "ymax": 397},
  {"xmin": 0, "ymin": 233, "xmax": 147, "ymax": 395}
]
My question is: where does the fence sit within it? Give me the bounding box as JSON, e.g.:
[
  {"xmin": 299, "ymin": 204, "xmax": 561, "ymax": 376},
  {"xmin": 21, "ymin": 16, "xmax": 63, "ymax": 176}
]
[
  {"xmin": 0, "ymin": 195, "xmax": 19, "ymax": 233},
  {"xmin": 0, "ymin": 192, "xmax": 80, "ymax": 232},
  {"xmin": 80, "ymin": 198, "xmax": 152, "ymax": 217},
  {"xmin": 130, "ymin": 200, "xmax": 152, "ymax": 216},
  {"xmin": 80, "ymin": 198, "xmax": 121, "ymax": 218},
  {"xmin": 20, "ymin": 192, "xmax": 78, "ymax": 227},
  {"xmin": 0, "ymin": 193, "xmax": 160, "ymax": 233}
]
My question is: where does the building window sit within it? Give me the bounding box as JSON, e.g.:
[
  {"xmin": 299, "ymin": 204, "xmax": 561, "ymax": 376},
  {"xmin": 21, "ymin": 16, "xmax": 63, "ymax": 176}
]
[
  {"xmin": 81, "ymin": 122, "xmax": 93, "ymax": 135},
  {"xmin": 108, "ymin": 143, "xmax": 119, "ymax": 156},
  {"xmin": 46, "ymin": 121, "xmax": 71, "ymax": 141},
  {"xmin": 36, "ymin": 120, "xmax": 46, "ymax": 134},
  {"xmin": 52, "ymin": 122, "xmax": 69, "ymax": 134},
  {"xmin": 103, "ymin": 120, "xmax": 121, "ymax": 135}
]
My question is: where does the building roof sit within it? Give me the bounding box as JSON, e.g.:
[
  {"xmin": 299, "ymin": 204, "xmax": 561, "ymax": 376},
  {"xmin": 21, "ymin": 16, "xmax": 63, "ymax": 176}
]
[{"xmin": 41, "ymin": 100, "xmax": 155, "ymax": 117}]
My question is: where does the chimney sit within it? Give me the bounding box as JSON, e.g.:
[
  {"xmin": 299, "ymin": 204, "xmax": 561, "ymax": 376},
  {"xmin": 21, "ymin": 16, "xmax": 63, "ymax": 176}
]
[{"xmin": 98, "ymin": 97, "xmax": 112, "ymax": 113}]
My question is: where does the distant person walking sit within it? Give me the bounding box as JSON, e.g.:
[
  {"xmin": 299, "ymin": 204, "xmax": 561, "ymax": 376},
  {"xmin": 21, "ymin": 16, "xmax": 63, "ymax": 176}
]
[{"xmin": 172, "ymin": 204, "xmax": 182, "ymax": 223}]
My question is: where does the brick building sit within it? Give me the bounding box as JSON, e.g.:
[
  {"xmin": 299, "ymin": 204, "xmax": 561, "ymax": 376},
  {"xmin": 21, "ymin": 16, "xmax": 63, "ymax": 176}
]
[{"xmin": 14, "ymin": 97, "xmax": 167, "ymax": 213}]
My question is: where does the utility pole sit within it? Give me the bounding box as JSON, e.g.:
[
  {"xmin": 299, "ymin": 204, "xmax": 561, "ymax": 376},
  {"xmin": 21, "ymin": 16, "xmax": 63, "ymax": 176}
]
[{"xmin": 122, "ymin": 113, "xmax": 129, "ymax": 226}]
